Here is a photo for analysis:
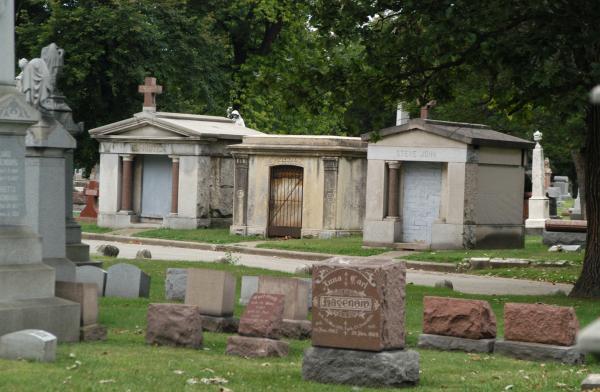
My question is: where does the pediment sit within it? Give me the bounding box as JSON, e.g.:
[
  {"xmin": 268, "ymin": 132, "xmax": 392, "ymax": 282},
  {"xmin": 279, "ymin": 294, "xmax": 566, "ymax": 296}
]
[
  {"xmin": 90, "ymin": 118, "xmax": 193, "ymax": 140},
  {"xmin": 376, "ymin": 129, "xmax": 467, "ymax": 149}
]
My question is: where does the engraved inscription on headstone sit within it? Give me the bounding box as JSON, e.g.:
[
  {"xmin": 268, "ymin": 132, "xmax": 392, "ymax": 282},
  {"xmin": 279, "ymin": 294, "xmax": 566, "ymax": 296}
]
[
  {"xmin": 312, "ymin": 266, "xmax": 382, "ymax": 349},
  {"xmin": 0, "ymin": 141, "xmax": 24, "ymax": 223}
]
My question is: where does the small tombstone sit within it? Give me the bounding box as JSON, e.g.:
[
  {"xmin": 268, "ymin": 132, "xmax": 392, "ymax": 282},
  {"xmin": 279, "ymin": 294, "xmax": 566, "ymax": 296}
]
[
  {"xmin": 577, "ymin": 318, "xmax": 600, "ymax": 356},
  {"xmin": 146, "ymin": 303, "xmax": 203, "ymax": 349},
  {"xmin": 258, "ymin": 276, "xmax": 309, "ymax": 320},
  {"xmin": 582, "ymin": 374, "xmax": 600, "ymax": 391},
  {"xmin": 55, "ymin": 281, "xmax": 99, "ymax": 326},
  {"xmin": 75, "ymin": 266, "xmax": 107, "ymax": 296},
  {"xmin": 0, "ymin": 330, "xmax": 57, "ymax": 362},
  {"xmin": 239, "ymin": 276, "xmax": 259, "ymax": 305},
  {"xmin": 97, "ymin": 244, "xmax": 119, "ymax": 257},
  {"xmin": 165, "ymin": 268, "xmax": 187, "ymax": 300},
  {"xmin": 185, "ymin": 269, "xmax": 236, "ymax": 317},
  {"xmin": 136, "ymin": 249, "xmax": 152, "ymax": 259},
  {"xmin": 434, "ymin": 280, "xmax": 453, "ymax": 290},
  {"xmin": 79, "ymin": 180, "xmax": 99, "ymax": 219},
  {"xmin": 105, "ymin": 263, "xmax": 151, "ymax": 298}
]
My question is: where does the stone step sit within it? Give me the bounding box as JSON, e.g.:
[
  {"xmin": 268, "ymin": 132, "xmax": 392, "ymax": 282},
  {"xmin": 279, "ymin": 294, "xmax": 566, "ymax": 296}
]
[{"xmin": 0, "ymin": 263, "xmax": 55, "ymax": 300}]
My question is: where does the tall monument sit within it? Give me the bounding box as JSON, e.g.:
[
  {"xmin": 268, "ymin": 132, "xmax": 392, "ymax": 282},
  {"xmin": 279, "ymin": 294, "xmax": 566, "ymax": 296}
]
[
  {"xmin": 0, "ymin": 0, "xmax": 80, "ymax": 341},
  {"xmin": 525, "ymin": 131, "xmax": 549, "ymax": 232}
]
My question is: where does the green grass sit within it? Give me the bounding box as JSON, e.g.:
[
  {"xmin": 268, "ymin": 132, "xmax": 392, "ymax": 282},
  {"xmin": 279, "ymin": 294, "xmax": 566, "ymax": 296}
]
[
  {"xmin": 471, "ymin": 265, "xmax": 583, "ymax": 284},
  {"xmin": 405, "ymin": 235, "xmax": 584, "ymax": 264},
  {"xmin": 0, "ymin": 258, "xmax": 598, "ymax": 391},
  {"xmin": 257, "ymin": 235, "xmax": 391, "ymax": 256},
  {"xmin": 79, "ymin": 222, "xmax": 113, "ymax": 234},
  {"xmin": 134, "ymin": 228, "xmax": 262, "ymax": 244}
]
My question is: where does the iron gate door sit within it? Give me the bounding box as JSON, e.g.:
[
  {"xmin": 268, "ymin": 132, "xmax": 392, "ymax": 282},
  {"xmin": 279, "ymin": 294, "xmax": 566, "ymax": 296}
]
[{"xmin": 268, "ymin": 165, "xmax": 304, "ymax": 238}]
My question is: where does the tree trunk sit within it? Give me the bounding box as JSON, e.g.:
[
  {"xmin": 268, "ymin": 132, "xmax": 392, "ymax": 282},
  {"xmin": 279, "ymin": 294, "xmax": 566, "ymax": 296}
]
[
  {"xmin": 570, "ymin": 103, "xmax": 600, "ymax": 297},
  {"xmin": 571, "ymin": 149, "xmax": 586, "ymax": 219}
]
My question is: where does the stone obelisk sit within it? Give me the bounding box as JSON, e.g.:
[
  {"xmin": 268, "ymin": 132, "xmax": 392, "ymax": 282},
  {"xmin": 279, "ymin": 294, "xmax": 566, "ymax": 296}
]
[
  {"xmin": 525, "ymin": 131, "xmax": 549, "ymax": 233},
  {"xmin": 0, "ymin": 0, "xmax": 80, "ymax": 341}
]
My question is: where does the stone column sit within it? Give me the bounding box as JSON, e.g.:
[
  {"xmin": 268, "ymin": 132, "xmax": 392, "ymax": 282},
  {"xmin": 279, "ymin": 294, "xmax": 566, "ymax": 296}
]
[
  {"xmin": 120, "ymin": 155, "xmax": 134, "ymax": 212},
  {"xmin": 231, "ymin": 155, "xmax": 249, "ymax": 233},
  {"xmin": 322, "ymin": 157, "xmax": 339, "ymax": 234},
  {"xmin": 386, "ymin": 162, "xmax": 401, "ymax": 218},
  {"xmin": 170, "ymin": 156, "xmax": 180, "ymax": 214},
  {"xmin": 525, "ymin": 131, "xmax": 549, "ymax": 231}
]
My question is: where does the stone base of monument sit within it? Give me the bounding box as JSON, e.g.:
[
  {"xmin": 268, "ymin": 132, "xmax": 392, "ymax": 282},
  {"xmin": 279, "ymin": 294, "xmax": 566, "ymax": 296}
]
[
  {"xmin": 582, "ymin": 374, "xmax": 600, "ymax": 390},
  {"xmin": 302, "ymin": 347, "xmax": 420, "ymax": 387},
  {"xmin": 280, "ymin": 319, "xmax": 311, "ymax": 340},
  {"xmin": 542, "ymin": 230, "xmax": 587, "ymax": 246},
  {"xmin": 200, "ymin": 315, "xmax": 239, "ymax": 333},
  {"xmin": 0, "ymin": 298, "xmax": 80, "ymax": 342},
  {"xmin": 66, "ymin": 242, "xmax": 95, "ymax": 265},
  {"xmin": 418, "ymin": 334, "xmax": 495, "ymax": 353},
  {"xmin": 494, "ymin": 340, "xmax": 584, "ymax": 365},
  {"xmin": 43, "ymin": 257, "xmax": 77, "ymax": 282},
  {"xmin": 226, "ymin": 336, "xmax": 289, "ymax": 358},
  {"xmin": 80, "ymin": 324, "xmax": 107, "ymax": 342}
]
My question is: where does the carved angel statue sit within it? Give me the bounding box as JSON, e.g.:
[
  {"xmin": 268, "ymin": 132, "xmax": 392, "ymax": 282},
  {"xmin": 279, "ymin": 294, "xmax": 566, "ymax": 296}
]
[
  {"xmin": 226, "ymin": 107, "xmax": 246, "ymax": 127},
  {"xmin": 20, "ymin": 58, "xmax": 51, "ymax": 108}
]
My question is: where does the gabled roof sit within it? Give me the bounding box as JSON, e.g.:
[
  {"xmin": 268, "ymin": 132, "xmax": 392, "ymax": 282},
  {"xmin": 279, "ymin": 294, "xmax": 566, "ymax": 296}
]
[
  {"xmin": 89, "ymin": 111, "xmax": 263, "ymax": 141},
  {"xmin": 362, "ymin": 118, "xmax": 534, "ymax": 149}
]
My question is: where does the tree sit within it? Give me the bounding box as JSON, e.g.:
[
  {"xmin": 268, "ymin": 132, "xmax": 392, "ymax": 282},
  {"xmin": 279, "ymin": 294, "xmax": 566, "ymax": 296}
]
[{"xmin": 312, "ymin": 0, "xmax": 600, "ymax": 296}]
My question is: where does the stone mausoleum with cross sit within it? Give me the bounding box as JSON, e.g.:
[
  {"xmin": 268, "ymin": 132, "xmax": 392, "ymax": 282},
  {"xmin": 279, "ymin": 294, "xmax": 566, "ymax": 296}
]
[{"xmin": 90, "ymin": 77, "xmax": 263, "ymax": 229}]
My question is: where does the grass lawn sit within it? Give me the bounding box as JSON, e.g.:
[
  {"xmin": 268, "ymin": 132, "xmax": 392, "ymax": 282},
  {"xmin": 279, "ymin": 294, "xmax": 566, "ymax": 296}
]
[
  {"xmin": 79, "ymin": 221, "xmax": 113, "ymax": 234},
  {"xmin": 257, "ymin": 235, "xmax": 391, "ymax": 257},
  {"xmin": 1, "ymin": 258, "xmax": 598, "ymax": 391},
  {"xmin": 405, "ymin": 235, "xmax": 584, "ymax": 264},
  {"xmin": 134, "ymin": 228, "xmax": 262, "ymax": 244}
]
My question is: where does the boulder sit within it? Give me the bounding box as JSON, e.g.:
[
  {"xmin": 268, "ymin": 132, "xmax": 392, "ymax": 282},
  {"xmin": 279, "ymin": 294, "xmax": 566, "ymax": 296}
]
[
  {"xmin": 136, "ymin": 249, "xmax": 152, "ymax": 259},
  {"xmin": 145, "ymin": 303, "xmax": 203, "ymax": 349},
  {"xmin": 423, "ymin": 297, "xmax": 496, "ymax": 339},
  {"xmin": 504, "ymin": 303, "xmax": 578, "ymax": 346},
  {"xmin": 97, "ymin": 244, "xmax": 119, "ymax": 257}
]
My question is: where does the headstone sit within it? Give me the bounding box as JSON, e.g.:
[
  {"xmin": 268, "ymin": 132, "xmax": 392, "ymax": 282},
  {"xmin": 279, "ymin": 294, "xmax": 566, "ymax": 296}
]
[
  {"xmin": 0, "ymin": 8, "xmax": 79, "ymax": 342},
  {"xmin": 105, "ymin": 263, "xmax": 150, "ymax": 298},
  {"xmin": 0, "ymin": 330, "xmax": 57, "ymax": 362},
  {"xmin": 418, "ymin": 297, "xmax": 496, "ymax": 353},
  {"xmin": 258, "ymin": 276, "xmax": 309, "ymax": 320},
  {"xmin": 165, "ymin": 268, "xmax": 187, "ymax": 300},
  {"xmin": 184, "ymin": 269, "xmax": 235, "ymax": 317},
  {"xmin": 581, "ymin": 374, "xmax": 600, "ymax": 391},
  {"xmin": 55, "ymin": 281, "xmax": 98, "ymax": 326},
  {"xmin": 226, "ymin": 293, "xmax": 289, "ymax": 358},
  {"xmin": 75, "ymin": 265, "xmax": 107, "ymax": 296},
  {"xmin": 577, "ymin": 318, "xmax": 600, "ymax": 355},
  {"xmin": 303, "ymin": 257, "xmax": 419, "ymax": 387},
  {"xmin": 146, "ymin": 303, "xmax": 203, "ymax": 348},
  {"xmin": 239, "ymin": 275, "xmax": 258, "ymax": 305},
  {"xmin": 79, "ymin": 180, "xmax": 98, "ymax": 219},
  {"xmin": 571, "ymin": 194, "xmax": 582, "ymax": 219},
  {"xmin": 238, "ymin": 293, "xmax": 285, "ymax": 339}
]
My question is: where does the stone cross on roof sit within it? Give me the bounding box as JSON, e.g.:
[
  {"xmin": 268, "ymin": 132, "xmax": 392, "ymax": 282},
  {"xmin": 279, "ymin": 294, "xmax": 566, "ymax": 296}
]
[{"xmin": 138, "ymin": 77, "xmax": 162, "ymax": 112}]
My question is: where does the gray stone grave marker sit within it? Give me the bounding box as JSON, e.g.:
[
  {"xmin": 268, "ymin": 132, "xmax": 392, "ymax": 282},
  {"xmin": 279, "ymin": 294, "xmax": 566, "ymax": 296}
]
[
  {"xmin": 0, "ymin": 329, "xmax": 57, "ymax": 362},
  {"xmin": 105, "ymin": 263, "xmax": 150, "ymax": 298},
  {"xmin": 75, "ymin": 265, "xmax": 107, "ymax": 296}
]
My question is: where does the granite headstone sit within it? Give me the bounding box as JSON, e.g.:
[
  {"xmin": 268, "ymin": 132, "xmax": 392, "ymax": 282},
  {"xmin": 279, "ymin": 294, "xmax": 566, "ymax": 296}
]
[{"xmin": 105, "ymin": 263, "xmax": 150, "ymax": 298}]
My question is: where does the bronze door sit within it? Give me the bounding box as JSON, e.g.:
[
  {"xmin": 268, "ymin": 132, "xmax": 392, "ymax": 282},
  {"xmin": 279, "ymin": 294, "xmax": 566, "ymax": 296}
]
[{"xmin": 268, "ymin": 165, "xmax": 304, "ymax": 238}]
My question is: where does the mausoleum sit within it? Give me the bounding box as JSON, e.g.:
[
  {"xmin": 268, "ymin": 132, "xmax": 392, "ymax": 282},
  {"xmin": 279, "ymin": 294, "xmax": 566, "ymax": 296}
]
[
  {"xmin": 228, "ymin": 135, "xmax": 367, "ymax": 238},
  {"xmin": 90, "ymin": 78, "xmax": 263, "ymax": 229},
  {"xmin": 362, "ymin": 118, "xmax": 534, "ymax": 249}
]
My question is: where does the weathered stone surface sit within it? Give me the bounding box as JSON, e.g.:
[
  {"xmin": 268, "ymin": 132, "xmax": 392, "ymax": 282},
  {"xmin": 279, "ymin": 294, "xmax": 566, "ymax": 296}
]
[
  {"xmin": 146, "ymin": 303, "xmax": 203, "ymax": 349},
  {"xmin": 542, "ymin": 230, "xmax": 587, "ymax": 246},
  {"xmin": 80, "ymin": 324, "xmax": 107, "ymax": 342},
  {"xmin": 418, "ymin": 333, "xmax": 495, "ymax": 353},
  {"xmin": 490, "ymin": 258, "xmax": 530, "ymax": 268},
  {"xmin": 238, "ymin": 293, "xmax": 284, "ymax": 339},
  {"xmin": 185, "ymin": 269, "xmax": 236, "ymax": 317},
  {"xmin": 494, "ymin": 339, "xmax": 584, "ymax": 365},
  {"xmin": 55, "ymin": 281, "xmax": 98, "ymax": 326},
  {"xmin": 469, "ymin": 257, "xmax": 490, "ymax": 270},
  {"xmin": 302, "ymin": 347, "xmax": 419, "ymax": 387},
  {"xmin": 577, "ymin": 318, "xmax": 600, "ymax": 354},
  {"xmin": 280, "ymin": 319, "xmax": 311, "ymax": 340},
  {"xmin": 581, "ymin": 374, "xmax": 600, "ymax": 391},
  {"xmin": 105, "ymin": 263, "xmax": 150, "ymax": 298},
  {"xmin": 239, "ymin": 275, "xmax": 258, "ymax": 305},
  {"xmin": 423, "ymin": 296, "xmax": 496, "ymax": 339},
  {"xmin": 97, "ymin": 244, "xmax": 119, "ymax": 257},
  {"xmin": 312, "ymin": 257, "xmax": 406, "ymax": 351},
  {"xmin": 504, "ymin": 303, "xmax": 578, "ymax": 346},
  {"xmin": 200, "ymin": 315, "xmax": 239, "ymax": 333},
  {"xmin": 135, "ymin": 249, "xmax": 152, "ymax": 259},
  {"xmin": 165, "ymin": 268, "xmax": 187, "ymax": 301},
  {"xmin": 0, "ymin": 330, "xmax": 56, "ymax": 362},
  {"xmin": 226, "ymin": 335, "xmax": 289, "ymax": 358},
  {"xmin": 75, "ymin": 266, "xmax": 106, "ymax": 296},
  {"xmin": 258, "ymin": 276, "xmax": 309, "ymax": 320}
]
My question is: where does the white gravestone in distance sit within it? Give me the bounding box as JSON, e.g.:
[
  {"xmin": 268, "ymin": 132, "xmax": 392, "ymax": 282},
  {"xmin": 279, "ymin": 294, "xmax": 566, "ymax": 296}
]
[
  {"xmin": 75, "ymin": 265, "xmax": 107, "ymax": 296},
  {"xmin": 165, "ymin": 268, "xmax": 187, "ymax": 300},
  {"xmin": 0, "ymin": 329, "xmax": 57, "ymax": 362},
  {"xmin": 525, "ymin": 131, "xmax": 549, "ymax": 231},
  {"xmin": 105, "ymin": 263, "xmax": 151, "ymax": 298},
  {"xmin": 239, "ymin": 276, "xmax": 259, "ymax": 306}
]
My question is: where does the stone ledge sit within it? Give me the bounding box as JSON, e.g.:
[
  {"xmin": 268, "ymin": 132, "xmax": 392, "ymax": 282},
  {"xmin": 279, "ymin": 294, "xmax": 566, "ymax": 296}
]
[
  {"xmin": 494, "ymin": 339, "xmax": 584, "ymax": 365},
  {"xmin": 302, "ymin": 347, "xmax": 419, "ymax": 387},
  {"xmin": 418, "ymin": 334, "xmax": 495, "ymax": 353}
]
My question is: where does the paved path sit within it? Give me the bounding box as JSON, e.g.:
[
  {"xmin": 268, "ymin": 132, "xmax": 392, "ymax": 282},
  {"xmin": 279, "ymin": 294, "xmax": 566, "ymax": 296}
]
[{"xmin": 85, "ymin": 239, "xmax": 573, "ymax": 296}]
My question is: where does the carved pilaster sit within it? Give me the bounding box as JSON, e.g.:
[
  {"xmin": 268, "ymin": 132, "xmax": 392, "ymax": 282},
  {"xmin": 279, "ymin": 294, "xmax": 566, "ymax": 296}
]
[
  {"xmin": 233, "ymin": 155, "xmax": 249, "ymax": 226},
  {"xmin": 322, "ymin": 157, "xmax": 339, "ymax": 230}
]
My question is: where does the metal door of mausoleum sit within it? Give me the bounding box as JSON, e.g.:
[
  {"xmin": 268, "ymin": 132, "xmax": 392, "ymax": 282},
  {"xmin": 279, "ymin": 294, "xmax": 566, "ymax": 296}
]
[{"xmin": 268, "ymin": 165, "xmax": 304, "ymax": 238}]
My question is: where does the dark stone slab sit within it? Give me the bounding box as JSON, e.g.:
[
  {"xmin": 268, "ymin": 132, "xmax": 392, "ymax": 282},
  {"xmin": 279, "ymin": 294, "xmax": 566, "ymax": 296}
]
[
  {"xmin": 494, "ymin": 339, "xmax": 584, "ymax": 365},
  {"xmin": 200, "ymin": 315, "xmax": 239, "ymax": 333},
  {"xmin": 280, "ymin": 319, "xmax": 311, "ymax": 340},
  {"xmin": 418, "ymin": 333, "xmax": 495, "ymax": 353},
  {"xmin": 225, "ymin": 335, "xmax": 289, "ymax": 358},
  {"xmin": 302, "ymin": 347, "xmax": 419, "ymax": 387},
  {"xmin": 542, "ymin": 230, "xmax": 587, "ymax": 246}
]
